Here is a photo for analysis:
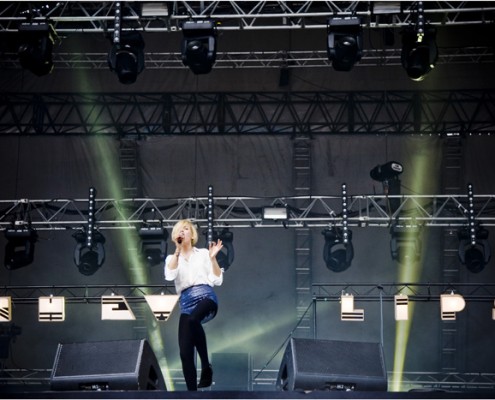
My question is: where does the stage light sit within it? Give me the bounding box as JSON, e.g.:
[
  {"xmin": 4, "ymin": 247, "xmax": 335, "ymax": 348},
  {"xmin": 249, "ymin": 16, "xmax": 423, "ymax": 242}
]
[
  {"xmin": 101, "ymin": 294, "xmax": 135, "ymax": 320},
  {"xmin": 181, "ymin": 20, "xmax": 217, "ymax": 74},
  {"xmin": 390, "ymin": 223, "xmax": 421, "ymax": 264},
  {"xmin": 370, "ymin": 161, "xmax": 403, "ymax": 183},
  {"xmin": 0, "ymin": 297, "xmax": 12, "ymax": 322},
  {"xmin": 322, "ymin": 227, "xmax": 354, "ymax": 272},
  {"xmin": 17, "ymin": 22, "xmax": 57, "ymax": 76},
  {"xmin": 440, "ymin": 292, "xmax": 465, "ymax": 321},
  {"xmin": 144, "ymin": 294, "xmax": 179, "ymax": 321},
  {"xmin": 38, "ymin": 296, "xmax": 65, "ymax": 322},
  {"xmin": 400, "ymin": 3, "xmax": 438, "ymax": 82},
  {"xmin": 138, "ymin": 225, "xmax": 168, "ymax": 267},
  {"xmin": 326, "ymin": 17, "xmax": 362, "ymax": 71},
  {"xmin": 458, "ymin": 227, "xmax": 490, "ymax": 273},
  {"xmin": 73, "ymin": 230, "xmax": 106, "ymax": 276},
  {"xmin": 394, "ymin": 294, "xmax": 409, "ymax": 321},
  {"xmin": 206, "ymin": 228, "xmax": 234, "ymax": 271},
  {"xmin": 370, "ymin": 161, "xmax": 403, "ymax": 213},
  {"xmin": 4, "ymin": 224, "xmax": 38, "ymax": 270},
  {"xmin": 340, "ymin": 293, "xmax": 364, "ymax": 321},
  {"xmin": 263, "ymin": 206, "xmax": 288, "ymax": 221},
  {"xmin": 108, "ymin": 31, "xmax": 145, "ymax": 84},
  {"xmin": 458, "ymin": 183, "xmax": 491, "ymax": 273}
]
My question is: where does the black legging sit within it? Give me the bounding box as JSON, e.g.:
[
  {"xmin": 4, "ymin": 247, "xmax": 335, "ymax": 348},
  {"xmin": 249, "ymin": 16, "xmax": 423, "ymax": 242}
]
[{"xmin": 178, "ymin": 298, "xmax": 218, "ymax": 391}]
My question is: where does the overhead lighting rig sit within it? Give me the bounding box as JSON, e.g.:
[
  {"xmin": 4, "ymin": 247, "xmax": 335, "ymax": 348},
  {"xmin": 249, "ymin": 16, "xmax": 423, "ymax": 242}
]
[
  {"xmin": 401, "ymin": 2, "xmax": 438, "ymax": 81},
  {"xmin": 181, "ymin": 20, "xmax": 217, "ymax": 74},
  {"xmin": 4, "ymin": 221, "xmax": 38, "ymax": 270},
  {"xmin": 17, "ymin": 21, "xmax": 57, "ymax": 77},
  {"xmin": 108, "ymin": 2, "xmax": 145, "ymax": 84},
  {"xmin": 326, "ymin": 16, "xmax": 363, "ymax": 71}
]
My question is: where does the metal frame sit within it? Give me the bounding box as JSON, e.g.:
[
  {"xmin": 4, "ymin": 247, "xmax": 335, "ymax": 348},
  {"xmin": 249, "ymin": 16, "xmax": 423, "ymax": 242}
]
[
  {"xmin": 1, "ymin": 46, "xmax": 493, "ymax": 70},
  {"xmin": 1, "ymin": 194, "xmax": 495, "ymax": 231},
  {"xmin": 0, "ymin": 1, "xmax": 494, "ymax": 32},
  {"xmin": 1, "ymin": 91, "xmax": 494, "ymax": 136}
]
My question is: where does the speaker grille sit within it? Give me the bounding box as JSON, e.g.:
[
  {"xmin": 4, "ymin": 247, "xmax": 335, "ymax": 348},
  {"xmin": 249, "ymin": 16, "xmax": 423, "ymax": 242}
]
[
  {"xmin": 294, "ymin": 339, "xmax": 384, "ymax": 378},
  {"xmin": 53, "ymin": 340, "xmax": 141, "ymax": 377}
]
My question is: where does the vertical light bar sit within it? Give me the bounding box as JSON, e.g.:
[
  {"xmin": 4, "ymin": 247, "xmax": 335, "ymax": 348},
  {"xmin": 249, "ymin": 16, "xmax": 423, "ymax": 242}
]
[
  {"xmin": 467, "ymin": 183, "xmax": 476, "ymax": 245},
  {"xmin": 113, "ymin": 1, "xmax": 122, "ymax": 45},
  {"xmin": 87, "ymin": 187, "xmax": 96, "ymax": 248},
  {"xmin": 207, "ymin": 185, "xmax": 214, "ymax": 244},
  {"xmin": 341, "ymin": 183, "xmax": 348, "ymax": 244},
  {"xmin": 415, "ymin": 1, "xmax": 424, "ymax": 42}
]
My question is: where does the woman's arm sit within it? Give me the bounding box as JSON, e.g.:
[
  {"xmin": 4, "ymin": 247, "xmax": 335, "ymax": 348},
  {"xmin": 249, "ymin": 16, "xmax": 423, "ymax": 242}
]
[{"xmin": 208, "ymin": 239, "xmax": 223, "ymax": 277}]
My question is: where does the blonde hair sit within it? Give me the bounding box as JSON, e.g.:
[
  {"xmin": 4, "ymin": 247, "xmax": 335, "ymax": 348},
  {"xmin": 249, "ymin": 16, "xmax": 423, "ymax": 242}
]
[{"xmin": 171, "ymin": 219, "xmax": 198, "ymax": 246}]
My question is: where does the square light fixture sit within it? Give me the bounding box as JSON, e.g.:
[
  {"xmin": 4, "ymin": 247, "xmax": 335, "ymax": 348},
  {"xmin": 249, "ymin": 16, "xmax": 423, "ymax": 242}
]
[{"xmin": 262, "ymin": 206, "xmax": 288, "ymax": 220}]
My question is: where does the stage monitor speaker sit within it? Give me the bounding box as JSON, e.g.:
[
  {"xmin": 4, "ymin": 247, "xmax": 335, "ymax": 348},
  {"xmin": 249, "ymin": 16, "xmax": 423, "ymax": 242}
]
[
  {"xmin": 50, "ymin": 339, "xmax": 166, "ymax": 391},
  {"xmin": 276, "ymin": 338, "xmax": 387, "ymax": 392}
]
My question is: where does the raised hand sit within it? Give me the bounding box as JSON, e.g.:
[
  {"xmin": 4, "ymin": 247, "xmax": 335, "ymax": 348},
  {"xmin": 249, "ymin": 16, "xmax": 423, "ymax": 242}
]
[{"xmin": 208, "ymin": 239, "xmax": 223, "ymax": 259}]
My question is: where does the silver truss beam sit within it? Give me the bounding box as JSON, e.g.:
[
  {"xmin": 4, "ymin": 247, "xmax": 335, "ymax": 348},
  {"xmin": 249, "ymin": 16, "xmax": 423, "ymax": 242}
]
[
  {"xmin": 3, "ymin": 282, "xmax": 495, "ymax": 303},
  {"xmin": 311, "ymin": 282, "xmax": 495, "ymax": 302},
  {"xmin": 1, "ymin": 46, "xmax": 493, "ymax": 70},
  {"xmin": 1, "ymin": 194, "xmax": 495, "ymax": 231},
  {"xmin": 0, "ymin": 1, "xmax": 494, "ymax": 32},
  {"xmin": 1, "ymin": 91, "xmax": 494, "ymax": 136}
]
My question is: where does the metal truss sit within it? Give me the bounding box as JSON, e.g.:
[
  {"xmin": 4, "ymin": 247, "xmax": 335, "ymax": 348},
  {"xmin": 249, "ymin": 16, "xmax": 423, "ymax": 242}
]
[
  {"xmin": 1, "ymin": 90, "xmax": 494, "ymax": 136},
  {"xmin": 1, "ymin": 284, "xmax": 176, "ymax": 304},
  {"xmin": 0, "ymin": 1, "xmax": 494, "ymax": 32},
  {"xmin": 311, "ymin": 283, "xmax": 495, "ymax": 302},
  {"xmin": 1, "ymin": 46, "xmax": 493, "ymax": 70},
  {"xmin": 3, "ymin": 282, "xmax": 495, "ymax": 303},
  {"xmin": 1, "ymin": 193, "xmax": 495, "ymax": 231}
]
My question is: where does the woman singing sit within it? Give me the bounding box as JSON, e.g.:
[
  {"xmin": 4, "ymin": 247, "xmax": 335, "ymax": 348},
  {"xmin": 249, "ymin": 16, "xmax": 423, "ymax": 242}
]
[{"xmin": 164, "ymin": 219, "xmax": 224, "ymax": 391}]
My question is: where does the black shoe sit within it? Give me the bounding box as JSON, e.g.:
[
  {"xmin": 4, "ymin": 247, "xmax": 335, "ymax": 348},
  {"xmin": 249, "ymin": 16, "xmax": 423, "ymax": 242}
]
[{"xmin": 198, "ymin": 364, "xmax": 213, "ymax": 388}]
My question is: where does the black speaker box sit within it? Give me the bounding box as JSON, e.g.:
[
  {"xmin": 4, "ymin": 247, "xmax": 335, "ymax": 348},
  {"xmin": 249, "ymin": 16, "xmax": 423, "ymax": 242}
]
[
  {"xmin": 50, "ymin": 339, "xmax": 166, "ymax": 391},
  {"xmin": 277, "ymin": 338, "xmax": 387, "ymax": 392}
]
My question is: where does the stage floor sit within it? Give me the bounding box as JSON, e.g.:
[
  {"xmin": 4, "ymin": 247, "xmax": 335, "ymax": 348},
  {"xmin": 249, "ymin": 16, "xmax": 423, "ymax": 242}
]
[{"xmin": 2, "ymin": 389, "xmax": 495, "ymax": 399}]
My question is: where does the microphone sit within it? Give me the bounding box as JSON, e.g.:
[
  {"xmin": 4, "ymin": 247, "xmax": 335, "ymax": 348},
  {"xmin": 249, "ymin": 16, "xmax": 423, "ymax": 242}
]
[{"xmin": 177, "ymin": 237, "xmax": 182, "ymax": 244}]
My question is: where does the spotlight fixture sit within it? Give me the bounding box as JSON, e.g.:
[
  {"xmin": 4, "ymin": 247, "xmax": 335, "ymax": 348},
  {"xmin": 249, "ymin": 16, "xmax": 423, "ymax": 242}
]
[
  {"xmin": 73, "ymin": 229, "xmax": 106, "ymax": 276},
  {"xmin": 4, "ymin": 223, "xmax": 38, "ymax": 270},
  {"xmin": 458, "ymin": 183, "xmax": 491, "ymax": 273},
  {"xmin": 205, "ymin": 228, "xmax": 234, "ymax": 271},
  {"xmin": 458, "ymin": 227, "xmax": 490, "ymax": 273},
  {"xmin": 17, "ymin": 21, "xmax": 57, "ymax": 76},
  {"xmin": 322, "ymin": 227, "xmax": 354, "ymax": 272},
  {"xmin": 181, "ymin": 20, "xmax": 217, "ymax": 74},
  {"xmin": 326, "ymin": 17, "xmax": 363, "ymax": 71},
  {"xmin": 138, "ymin": 225, "xmax": 169, "ymax": 267},
  {"xmin": 400, "ymin": 3, "xmax": 438, "ymax": 81},
  {"xmin": 108, "ymin": 1, "xmax": 144, "ymax": 84},
  {"xmin": 263, "ymin": 206, "xmax": 288, "ymax": 221},
  {"xmin": 370, "ymin": 161, "xmax": 403, "ymax": 213},
  {"xmin": 390, "ymin": 223, "xmax": 421, "ymax": 264},
  {"xmin": 72, "ymin": 187, "xmax": 105, "ymax": 276},
  {"xmin": 108, "ymin": 31, "xmax": 145, "ymax": 84},
  {"xmin": 370, "ymin": 161, "xmax": 403, "ymax": 183}
]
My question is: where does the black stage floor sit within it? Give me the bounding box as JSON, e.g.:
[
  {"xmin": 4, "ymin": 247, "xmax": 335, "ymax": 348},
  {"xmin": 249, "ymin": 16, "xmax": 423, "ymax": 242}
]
[{"xmin": 2, "ymin": 389, "xmax": 495, "ymax": 399}]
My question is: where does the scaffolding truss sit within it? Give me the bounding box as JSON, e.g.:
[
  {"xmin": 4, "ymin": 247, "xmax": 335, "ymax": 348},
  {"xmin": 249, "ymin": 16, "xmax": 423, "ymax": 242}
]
[
  {"xmin": 1, "ymin": 193, "xmax": 495, "ymax": 231},
  {"xmin": 1, "ymin": 90, "xmax": 494, "ymax": 136},
  {"xmin": 0, "ymin": 1, "xmax": 494, "ymax": 32}
]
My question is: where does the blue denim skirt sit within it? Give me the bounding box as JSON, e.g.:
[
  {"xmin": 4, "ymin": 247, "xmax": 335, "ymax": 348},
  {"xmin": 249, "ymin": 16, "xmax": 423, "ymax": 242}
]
[{"xmin": 179, "ymin": 284, "xmax": 218, "ymax": 323}]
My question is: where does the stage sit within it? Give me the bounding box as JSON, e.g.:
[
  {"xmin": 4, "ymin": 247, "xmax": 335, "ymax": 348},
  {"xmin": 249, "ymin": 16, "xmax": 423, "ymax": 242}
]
[{"xmin": 2, "ymin": 388, "xmax": 495, "ymax": 399}]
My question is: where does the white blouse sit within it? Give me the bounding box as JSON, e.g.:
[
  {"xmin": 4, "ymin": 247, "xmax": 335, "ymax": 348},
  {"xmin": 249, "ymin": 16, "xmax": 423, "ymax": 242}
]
[{"xmin": 164, "ymin": 247, "xmax": 223, "ymax": 295}]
